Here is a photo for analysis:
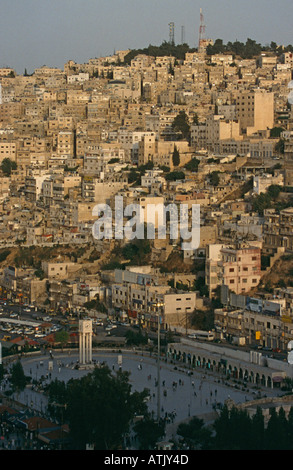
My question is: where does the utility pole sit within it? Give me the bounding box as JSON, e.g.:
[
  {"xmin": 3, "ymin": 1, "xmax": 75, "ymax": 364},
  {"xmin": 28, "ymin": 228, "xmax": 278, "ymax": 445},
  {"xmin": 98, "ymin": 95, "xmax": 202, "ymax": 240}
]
[{"xmin": 155, "ymin": 302, "xmax": 164, "ymax": 422}]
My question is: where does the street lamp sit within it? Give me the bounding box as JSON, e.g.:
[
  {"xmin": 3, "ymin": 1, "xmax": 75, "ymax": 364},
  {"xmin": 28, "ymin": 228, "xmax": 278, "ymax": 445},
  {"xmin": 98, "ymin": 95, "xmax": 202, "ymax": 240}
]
[{"xmin": 155, "ymin": 301, "xmax": 164, "ymax": 423}]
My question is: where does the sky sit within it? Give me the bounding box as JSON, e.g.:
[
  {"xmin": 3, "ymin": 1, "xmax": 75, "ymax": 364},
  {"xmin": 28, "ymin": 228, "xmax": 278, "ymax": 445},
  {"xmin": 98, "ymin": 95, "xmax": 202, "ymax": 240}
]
[{"xmin": 0, "ymin": 0, "xmax": 293, "ymax": 74}]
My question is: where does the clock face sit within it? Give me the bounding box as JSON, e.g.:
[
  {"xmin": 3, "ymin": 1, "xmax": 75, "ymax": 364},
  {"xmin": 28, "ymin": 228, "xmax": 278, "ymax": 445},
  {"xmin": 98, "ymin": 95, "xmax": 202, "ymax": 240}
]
[{"xmin": 79, "ymin": 319, "xmax": 92, "ymax": 333}]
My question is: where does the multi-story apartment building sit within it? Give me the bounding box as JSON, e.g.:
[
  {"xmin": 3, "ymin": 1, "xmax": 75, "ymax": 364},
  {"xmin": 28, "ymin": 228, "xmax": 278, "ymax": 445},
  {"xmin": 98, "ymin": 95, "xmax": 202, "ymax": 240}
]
[
  {"xmin": 137, "ymin": 136, "xmax": 192, "ymax": 167},
  {"xmin": 235, "ymin": 90, "xmax": 274, "ymax": 135},
  {"xmin": 110, "ymin": 267, "xmax": 204, "ymax": 329},
  {"xmin": 83, "ymin": 143, "xmax": 125, "ymax": 175},
  {"xmin": 0, "ymin": 140, "xmax": 16, "ymax": 163},
  {"xmin": 206, "ymin": 243, "xmax": 261, "ymax": 297},
  {"xmin": 214, "ymin": 306, "xmax": 291, "ymax": 349},
  {"xmin": 111, "ymin": 280, "xmax": 202, "ymax": 329},
  {"xmin": 0, "ymin": 102, "xmax": 24, "ymax": 122},
  {"xmin": 263, "ymin": 208, "xmax": 293, "ymax": 253},
  {"xmin": 205, "ymin": 115, "xmax": 242, "ymax": 151},
  {"xmin": 57, "ymin": 130, "xmax": 75, "ymax": 157},
  {"xmin": 82, "ymin": 177, "xmax": 126, "ymax": 203}
]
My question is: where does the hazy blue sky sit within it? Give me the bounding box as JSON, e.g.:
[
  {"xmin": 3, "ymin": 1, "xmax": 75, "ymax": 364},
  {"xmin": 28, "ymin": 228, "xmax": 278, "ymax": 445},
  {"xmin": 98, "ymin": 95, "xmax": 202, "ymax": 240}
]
[{"xmin": 1, "ymin": 0, "xmax": 293, "ymax": 74}]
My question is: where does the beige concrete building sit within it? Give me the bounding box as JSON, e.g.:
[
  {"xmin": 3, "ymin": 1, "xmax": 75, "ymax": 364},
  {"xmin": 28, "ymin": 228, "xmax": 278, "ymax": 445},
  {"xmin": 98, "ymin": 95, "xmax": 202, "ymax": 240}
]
[
  {"xmin": 263, "ymin": 207, "xmax": 293, "ymax": 253},
  {"xmin": 0, "ymin": 140, "xmax": 16, "ymax": 162},
  {"xmin": 206, "ymin": 244, "xmax": 261, "ymax": 297},
  {"xmin": 137, "ymin": 136, "xmax": 192, "ymax": 167},
  {"xmin": 57, "ymin": 131, "xmax": 75, "ymax": 156},
  {"xmin": 235, "ymin": 90, "xmax": 274, "ymax": 135},
  {"xmin": 41, "ymin": 261, "xmax": 78, "ymax": 279},
  {"xmin": 205, "ymin": 115, "xmax": 242, "ymax": 151},
  {"xmin": 253, "ymin": 173, "xmax": 284, "ymax": 194}
]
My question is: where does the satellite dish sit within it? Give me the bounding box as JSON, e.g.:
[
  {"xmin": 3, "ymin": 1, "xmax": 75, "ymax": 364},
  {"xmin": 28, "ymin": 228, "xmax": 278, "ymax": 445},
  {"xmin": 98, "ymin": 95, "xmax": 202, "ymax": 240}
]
[
  {"xmin": 288, "ymin": 80, "xmax": 293, "ymax": 89},
  {"xmin": 288, "ymin": 91, "xmax": 293, "ymax": 106},
  {"xmin": 288, "ymin": 340, "xmax": 293, "ymax": 351},
  {"xmin": 288, "ymin": 351, "xmax": 293, "ymax": 365}
]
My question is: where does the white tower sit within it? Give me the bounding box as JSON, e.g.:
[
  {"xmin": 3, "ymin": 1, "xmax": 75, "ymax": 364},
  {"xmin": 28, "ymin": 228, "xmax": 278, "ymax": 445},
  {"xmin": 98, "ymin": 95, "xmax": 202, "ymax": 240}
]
[{"xmin": 79, "ymin": 319, "xmax": 93, "ymax": 365}]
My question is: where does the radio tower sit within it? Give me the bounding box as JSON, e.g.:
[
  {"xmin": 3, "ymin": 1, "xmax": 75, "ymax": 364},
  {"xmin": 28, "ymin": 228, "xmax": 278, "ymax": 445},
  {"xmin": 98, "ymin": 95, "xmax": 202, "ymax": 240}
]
[
  {"xmin": 181, "ymin": 25, "xmax": 185, "ymax": 44},
  {"xmin": 169, "ymin": 22, "xmax": 175, "ymax": 46},
  {"xmin": 198, "ymin": 8, "xmax": 206, "ymax": 50}
]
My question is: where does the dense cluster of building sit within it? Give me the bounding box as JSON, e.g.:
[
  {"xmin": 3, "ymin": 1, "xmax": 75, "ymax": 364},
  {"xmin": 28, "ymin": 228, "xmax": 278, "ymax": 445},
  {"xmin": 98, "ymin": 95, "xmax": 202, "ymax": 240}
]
[{"xmin": 0, "ymin": 43, "xmax": 293, "ymax": 350}]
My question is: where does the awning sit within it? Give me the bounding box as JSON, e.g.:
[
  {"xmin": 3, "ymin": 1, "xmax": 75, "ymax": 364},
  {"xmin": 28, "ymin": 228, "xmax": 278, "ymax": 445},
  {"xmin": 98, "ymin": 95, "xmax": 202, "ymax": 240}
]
[{"xmin": 272, "ymin": 376, "xmax": 284, "ymax": 382}]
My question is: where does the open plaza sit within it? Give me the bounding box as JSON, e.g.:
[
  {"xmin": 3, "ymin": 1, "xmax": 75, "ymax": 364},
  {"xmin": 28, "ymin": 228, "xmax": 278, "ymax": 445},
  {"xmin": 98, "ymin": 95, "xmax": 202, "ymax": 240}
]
[{"xmin": 2, "ymin": 345, "xmax": 284, "ymax": 441}]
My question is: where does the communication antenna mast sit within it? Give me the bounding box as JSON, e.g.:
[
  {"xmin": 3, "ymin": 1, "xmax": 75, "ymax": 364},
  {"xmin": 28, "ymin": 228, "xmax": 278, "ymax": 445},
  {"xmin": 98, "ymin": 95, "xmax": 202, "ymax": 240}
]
[
  {"xmin": 169, "ymin": 22, "xmax": 175, "ymax": 46},
  {"xmin": 181, "ymin": 25, "xmax": 185, "ymax": 44},
  {"xmin": 198, "ymin": 8, "xmax": 206, "ymax": 49}
]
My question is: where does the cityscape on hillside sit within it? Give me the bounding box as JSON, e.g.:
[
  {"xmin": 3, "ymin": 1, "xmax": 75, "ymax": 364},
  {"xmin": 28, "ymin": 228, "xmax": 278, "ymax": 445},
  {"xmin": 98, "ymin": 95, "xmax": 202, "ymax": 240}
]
[{"xmin": 1, "ymin": 8, "xmax": 293, "ymax": 452}]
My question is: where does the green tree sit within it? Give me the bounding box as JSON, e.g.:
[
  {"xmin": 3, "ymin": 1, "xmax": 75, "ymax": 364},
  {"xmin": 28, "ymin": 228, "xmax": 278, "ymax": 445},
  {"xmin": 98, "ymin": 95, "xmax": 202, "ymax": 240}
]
[
  {"xmin": 1, "ymin": 158, "xmax": 17, "ymax": 176},
  {"xmin": 165, "ymin": 171, "xmax": 185, "ymax": 181},
  {"xmin": 134, "ymin": 417, "xmax": 165, "ymax": 449},
  {"xmin": 177, "ymin": 416, "xmax": 212, "ymax": 449},
  {"xmin": 193, "ymin": 113, "xmax": 199, "ymax": 125},
  {"xmin": 172, "ymin": 111, "xmax": 190, "ymax": 141},
  {"xmin": 265, "ymin": 408, "xmax": 281, "ymax": 449},
  {"xmin": 287, "ymin": 407, "xmax": 293, "ymax": 444},
  {"xmin": 252, "ymin": 192, "xmax": 272, "ymax": 214},
  {"xmin": 113, "ymin": 236, "xmax": 151, "ymax": 266},
  {"xmin": 172, "ymin": 145, "xmax": 180, "ymax": 167},
  {"xmin": 275, "ymin": 138, "xmax": 285, "ymax": 155},
  {"xmin": 209, "ymin": 171, "xmax": 220, "ymax": 186},
  {"xmin": 267, "ymin": 184, "xmax": 282, "ymax": 200},
  {"xmin": 47, "ymin": 378, "xmax": 68, "ymax": 421},
  {"xmin": 213, "ymin": 404, "xmax": 230, "ymax": 449},
  {"xmin": 0, "ymin": 363, "xmax": 4, "ymax": 381},
  {"xmin": 64, "ymin": 367, "xmax": 148, "ymax": 449},
  {"xmin": 125, "ymin": 329, "xmax": 148, "ymax": 346},
  {"xmin": 251, "ymin": 406, "xmax": 265, "ymax": 450},
  {"xmin": 270, "ymin": 127, "xmax": 284, "ymax": 138},
  {"xmin": 213, "ymin": 405, "xmax": 253, "ymax": 449},
  {"xmin": 84, "ymin": 298, "xmax": 107, "ymax": 313},
  {"xmin": 10, "ymin": 360, "xmax": 27, "ymax": 393},
  {"xmin": 55, "ymin": 330, "xmax": 69, "ymax": 350},
  {"xmin": 207, "ymin": 39, "xmax": 225, "ymax": 55},
  {"xmin": 0, "ymin": 249, "xmax": 11, "ymax": 262},
  {"xmin": 185, "ymin": 157, "xmax": 199, "ymax": 172},
  {"xmin": 128, "ymin": 169, "xmax": 140, "ymax": 184}
]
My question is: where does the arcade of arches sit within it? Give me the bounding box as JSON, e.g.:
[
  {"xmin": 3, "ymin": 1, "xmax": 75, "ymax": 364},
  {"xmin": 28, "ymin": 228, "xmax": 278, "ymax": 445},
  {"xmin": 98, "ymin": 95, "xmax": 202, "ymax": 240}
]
[{"xmin": 167, "ymin": 343, "xmax": 286, "ymax": 389}]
